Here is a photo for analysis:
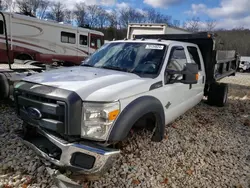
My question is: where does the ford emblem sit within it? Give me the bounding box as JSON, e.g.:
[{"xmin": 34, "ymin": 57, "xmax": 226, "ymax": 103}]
[{"xmin": 26, "ymin": 107, "xmax": 42, "ymax": 120}]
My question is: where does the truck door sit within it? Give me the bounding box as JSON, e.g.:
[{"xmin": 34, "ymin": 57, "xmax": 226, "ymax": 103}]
[
  {"xmin": 186, "ymin": 46, "xmax": 205, "ymax": 97},
  {"xmin": 159, "ymin": 45, "xmax": 199, "ymax": 124}
]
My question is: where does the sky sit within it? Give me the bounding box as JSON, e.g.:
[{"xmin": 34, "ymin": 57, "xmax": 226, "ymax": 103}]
[{"xmin": 63, "ymin": 0, "xmax": 250, "ymax": 29}]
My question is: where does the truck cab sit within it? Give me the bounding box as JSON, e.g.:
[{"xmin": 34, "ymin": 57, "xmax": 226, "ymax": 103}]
[{"xmin": 14, "ymin": 33, "xmax": 238, "ymax": 177}]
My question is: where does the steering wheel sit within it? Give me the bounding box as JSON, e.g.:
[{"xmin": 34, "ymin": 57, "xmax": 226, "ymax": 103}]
[{"xmin": 143, "ymin": 61, "xmax": 158, "ymax": 70}]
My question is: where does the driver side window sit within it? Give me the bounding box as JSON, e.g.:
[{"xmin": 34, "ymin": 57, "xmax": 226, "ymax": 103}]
[{"xmin": 167, "ymin": 46, "xmax": 187, "ymax": 71}]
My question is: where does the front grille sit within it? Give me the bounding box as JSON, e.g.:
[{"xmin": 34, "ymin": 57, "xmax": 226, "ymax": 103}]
[
  {"xmin": 22, "ymin": 92, "xmax": 57, "ymax": 104},
  {"xmin": 16, "ymin": 90, "xmax": 67, "ymax": 134}
]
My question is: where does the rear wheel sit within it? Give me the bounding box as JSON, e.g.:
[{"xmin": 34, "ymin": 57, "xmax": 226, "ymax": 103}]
[{"xmin": 207, "ymin": 82, "xmax": 228, "ymax": 107}]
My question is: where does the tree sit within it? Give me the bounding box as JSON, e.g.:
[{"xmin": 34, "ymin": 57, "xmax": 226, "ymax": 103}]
[
  {"xmin": 119, "ymin": 7, "xmax": 145, "ymax": 28},
  {"xmin": 106, "ymin": 9, "xmax": 118, "ymax": 28},
  {"xmin": 0, "ymin": 0, "xmax": 8, "ymax": 10},
  {"xmin": 205, "ymin": 19, "xmax": 216, "ymax": 32},
  {"xmin": 37, "ymin": 0, "xmax": 50, "ymax": 19},
  {"xmin": 86, "ymin": 5, "xmax": 99, "ymax": 28},
  {"xmin": 73, "ymin": 2, "xmax": 87, "ymax": 26},
  {"xmin": 16, "ymin": 0, "xmax": 35, "ymax": 16},
  {"xmin": 96, "ymin": 7, "xmax": 109, "ymax": 28},
  {"xmin": 142, "ymin": 7, "xmax": 172, "ymax": 24},
  {"xmin": 46, "ymin": 1, "xmax": 65, "ymax": 22},
  {"xmin": 63, "ymin": 9, "xmax": 72, "ymax": 24},
  {"xmin": 183, "ymin": 16, "xmax": 201, "ymax": 32},
  {"xmin": 15, "ymin": 0, "xmax": 50, "ymax": 17},
  {"xmin": 3, "ymin": 0, "xmax": 16, "ymax": 12}
]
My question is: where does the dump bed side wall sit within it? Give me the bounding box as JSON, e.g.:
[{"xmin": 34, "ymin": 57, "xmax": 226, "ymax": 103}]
[{"xmin": 166, "ymin": 27, "xmax": 192, "ymax": 34}]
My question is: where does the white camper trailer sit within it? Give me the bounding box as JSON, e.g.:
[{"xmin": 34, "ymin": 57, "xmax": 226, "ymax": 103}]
[
  {"xmin": 127, "ymin": 23, "xmax": 191, "ymax": 39},
  {"xmin": 0, "ymin": 11, "xmax": 104, "ymax": 65},
  {"xmin": 0, "ymin": 11, "xmax": 104, "ymax": 99}
]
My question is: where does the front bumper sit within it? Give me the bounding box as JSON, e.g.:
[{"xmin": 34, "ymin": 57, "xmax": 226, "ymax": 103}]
[{"xmin": 21, "ymin": 127, "xmax": 120, "ymax": 175}]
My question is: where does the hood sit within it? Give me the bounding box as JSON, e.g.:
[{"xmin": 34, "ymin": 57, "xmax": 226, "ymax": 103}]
[{"xmin": 22, "ymin": 66, "xmax": 156, "ymax": 101}]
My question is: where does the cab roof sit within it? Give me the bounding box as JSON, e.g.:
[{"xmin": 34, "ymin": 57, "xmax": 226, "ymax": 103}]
[{"xmin": 109, "ymin": 39, "xmax": 198, "ymax": 48}]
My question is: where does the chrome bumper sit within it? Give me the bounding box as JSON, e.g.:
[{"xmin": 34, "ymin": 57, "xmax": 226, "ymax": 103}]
[{"xmin": 21, "ymin": 128, "xmax": 120, "ymax": 175}]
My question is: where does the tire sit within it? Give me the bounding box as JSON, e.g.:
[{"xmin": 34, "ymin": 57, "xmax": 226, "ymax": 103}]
[
  {"xmin": 0, "ymin": 73, "xmax": 9, "ymax": 99},
  {"xmin": 207, "ymin": 83, "xmax": 228, "ymax": 107}
]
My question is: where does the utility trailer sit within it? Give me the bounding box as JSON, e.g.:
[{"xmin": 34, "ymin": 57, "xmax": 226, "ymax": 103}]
[{"xmin": 134, "ymin": 32, "xmax": 239, "ymax": 96}]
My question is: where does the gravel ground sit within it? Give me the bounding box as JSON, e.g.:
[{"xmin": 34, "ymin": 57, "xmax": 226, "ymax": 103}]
[{"xmin": 0, "ymin": 73, "xmax": 250, "ymax": 188}]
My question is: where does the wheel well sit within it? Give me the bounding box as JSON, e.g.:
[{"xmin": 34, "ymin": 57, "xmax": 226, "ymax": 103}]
[
  {"xmin": 132, "ymin": 112, "xmax": 156, "ymax": 131},
  {"xmin": 108, "ymin": 96, "xmax": 165, "ymax": 143},
  {"xmin": 16, "ymin": 53, "xmax": 33, "ymax": 60}
]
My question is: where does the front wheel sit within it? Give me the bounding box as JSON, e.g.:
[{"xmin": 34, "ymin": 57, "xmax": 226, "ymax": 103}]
[{"xmin": 207, "ymin": 83, "xmax": 229, "ymax": 107}]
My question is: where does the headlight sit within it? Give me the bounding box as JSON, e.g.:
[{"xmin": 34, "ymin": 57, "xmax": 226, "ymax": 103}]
[{"xmin": 81, "ymin": 102, "xmax": 120, "ymax": 140}]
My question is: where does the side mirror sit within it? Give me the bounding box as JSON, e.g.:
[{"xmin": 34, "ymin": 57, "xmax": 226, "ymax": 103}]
[
  {"xmin": 166, "ymin": 63, "xmax": 199, "ymax": 84},
  {"xmin": 181, "ymin": 63, "xmax": 199, "ymax": 84}
]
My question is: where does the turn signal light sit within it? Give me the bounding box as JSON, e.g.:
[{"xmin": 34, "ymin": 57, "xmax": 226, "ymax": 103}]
[
  {"xmin": 108, "ymin": 110, "xmax": 119, "ymax": 121},
  {"xmin": 196, "ymin": 74, "xmax": 199, "ymax": 80}
]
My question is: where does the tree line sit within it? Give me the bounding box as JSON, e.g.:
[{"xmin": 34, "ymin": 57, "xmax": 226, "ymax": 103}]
[
  {"xmin": 0, "ymin": 0, "xmax": 219, "ymax": 30},
  {"xmin": 0, "ymin": 0, "xmax": 178, "ymax": 28},
  {"xmin": 0, "ymin": 0, "xmax": 250, "ymax": 56}
]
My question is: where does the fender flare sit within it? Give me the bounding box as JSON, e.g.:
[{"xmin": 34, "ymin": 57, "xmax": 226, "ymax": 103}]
[
  {"xmin": 0, "ymin": 73, "xmax": 9, "ymax": 99},
  {"xmin": 108, "ymin": 96, "xmax": 165, "ymax": 143}
]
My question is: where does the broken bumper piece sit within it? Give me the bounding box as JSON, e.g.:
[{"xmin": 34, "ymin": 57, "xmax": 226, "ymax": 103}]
[{"xmin": 21, "ymin": 128, "xmax": 120, "ymax": 175}]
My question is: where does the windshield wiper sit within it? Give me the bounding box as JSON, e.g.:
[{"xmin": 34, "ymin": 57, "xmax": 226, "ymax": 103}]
[
  {"xmin": 101, "ymin": 66, "xmax": 130, "ymax": 72},
  {"xmin": 81, "ymin": 64, "xmax": 94, "ymax": 67}
]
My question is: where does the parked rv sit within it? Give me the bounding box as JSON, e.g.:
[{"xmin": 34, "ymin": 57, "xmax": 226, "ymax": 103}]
[
  {"xmin": 0, "ymin": 11, "xmax": 104, "ymax": 99},
  {"xmin": 127, "ymin": 23, "xmax": 191, "ymax": 39},
  {"xmin": 0, "ymin": 11, "xmax": 104, "ymax": 64}
]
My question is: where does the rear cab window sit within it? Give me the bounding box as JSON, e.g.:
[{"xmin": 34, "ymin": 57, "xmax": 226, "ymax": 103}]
[
  {"xmin": 187, "ymin": 46, "xmax": 202, "ymax": 70},
  {"xmin": 167, "ymin": 46, "xmax": 187, "ymax": 71}
]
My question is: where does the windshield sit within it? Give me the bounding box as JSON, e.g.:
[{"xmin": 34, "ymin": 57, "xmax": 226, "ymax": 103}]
[{"xmin": 81, "ymin": 42, "xmax": 167, "ymax": 76}]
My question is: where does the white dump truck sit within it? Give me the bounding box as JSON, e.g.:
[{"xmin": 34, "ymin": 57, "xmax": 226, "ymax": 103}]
[
  {"xmin": 127, "ymin": 23, "xmax": 191, "ymax": 39},
  {"xmin": 14, "ymin": 32, "xmax": 239, "ymax": 180}
]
